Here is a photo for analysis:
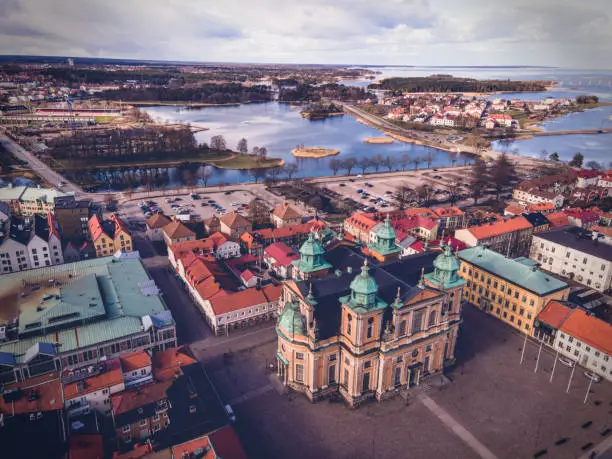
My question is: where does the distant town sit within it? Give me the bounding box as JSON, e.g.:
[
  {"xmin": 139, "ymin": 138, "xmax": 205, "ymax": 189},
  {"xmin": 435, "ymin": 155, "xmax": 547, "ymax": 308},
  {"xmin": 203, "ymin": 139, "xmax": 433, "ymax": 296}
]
[{"xmin": 0, "ymin": 57, "xmax": 612, "ymax": 459}]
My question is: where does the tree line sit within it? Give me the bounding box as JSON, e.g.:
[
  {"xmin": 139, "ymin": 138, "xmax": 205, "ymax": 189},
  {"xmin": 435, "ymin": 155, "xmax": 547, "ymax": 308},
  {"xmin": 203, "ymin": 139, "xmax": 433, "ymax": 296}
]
[
  {"xmin": 100, "ymin": 84, "xmax": 272, "ymax": 104},
  {"xmin": 370, "ymin": 76, "xmax": 550, "ymax": 93},
  {"xmin": 279, "ymin": 83, "xmax": 370, "ymax": 102}
]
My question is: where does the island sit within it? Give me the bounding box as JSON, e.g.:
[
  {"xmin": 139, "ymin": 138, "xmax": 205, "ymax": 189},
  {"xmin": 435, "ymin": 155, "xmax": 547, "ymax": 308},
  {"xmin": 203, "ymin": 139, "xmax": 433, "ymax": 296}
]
[
  {"xmin": 300, "ymin": 103, "xmax": 344, "ymax": 120},
  {"xmin": 291, "ymin": 147, "xmax": 341, "ymax": 158},
  {"xmin": 363, "ymin": 137, "xmax": 394, "ymax": 144}
]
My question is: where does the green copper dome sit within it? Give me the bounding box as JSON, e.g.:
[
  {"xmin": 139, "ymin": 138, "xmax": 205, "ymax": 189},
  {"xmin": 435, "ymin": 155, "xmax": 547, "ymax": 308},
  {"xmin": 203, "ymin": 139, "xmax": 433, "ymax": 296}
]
[
  {"xmin": 433, "ymin": 244, "xmax": 461, "ymax": 274},
  {"xmin": 342, "ymin": 259, "xmax": 387, "ymax": 312},
  {"xmin": 277, "ymin": 301, "xmax": 306, "ymax": 338},
  {"xmin": 424, "ymin": 242, "xmax": 465, "ymax": 289},
  {"xmin": 299, "ymin": 232, "xmax": 326, "ymax": 257},
  {"xmin": 350, "ymin": 260, "xmax": 379, "ymax": 295},
  {"xmin": 376, "ymin": 217, "xmax": 397, "ymax": 241}
]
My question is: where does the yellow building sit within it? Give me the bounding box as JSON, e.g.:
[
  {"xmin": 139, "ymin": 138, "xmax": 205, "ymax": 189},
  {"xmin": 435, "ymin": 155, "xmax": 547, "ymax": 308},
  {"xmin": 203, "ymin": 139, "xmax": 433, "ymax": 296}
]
[
  {"xmin": 88, "ymin": 214, "xmax": 133, "ymax": 257},
  {"xmin": 457, "ymin": 246, "xmax": 570, "ymax": 335},
  {"xmin": 276, "ymin": 237, "xmax": 465, "ymax": 407}
]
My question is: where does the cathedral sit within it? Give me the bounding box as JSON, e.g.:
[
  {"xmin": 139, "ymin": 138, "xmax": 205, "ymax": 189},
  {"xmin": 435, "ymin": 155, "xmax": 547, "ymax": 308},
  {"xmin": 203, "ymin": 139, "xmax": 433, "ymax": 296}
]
[{"xmin": 276, "ymin": 219, "xmax": 466, "ymax": 407}]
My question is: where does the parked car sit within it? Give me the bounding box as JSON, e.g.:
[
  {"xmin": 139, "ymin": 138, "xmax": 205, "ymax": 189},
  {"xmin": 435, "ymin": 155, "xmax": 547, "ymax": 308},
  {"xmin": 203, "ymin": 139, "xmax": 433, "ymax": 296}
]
[
  {"xmin": 339, "ymin": 183, "xmax": 346, "ymax": 187},
  {"xmin": 584, "ymin": 371, "xmax": 601, "ymax": 383},
  {"xmin": 558, "ymin": 356, "xmax": 574, "ymax": 367},
  {"xmin": 225, "ymin": 404, "xmax": 236, "ymax": 422}
]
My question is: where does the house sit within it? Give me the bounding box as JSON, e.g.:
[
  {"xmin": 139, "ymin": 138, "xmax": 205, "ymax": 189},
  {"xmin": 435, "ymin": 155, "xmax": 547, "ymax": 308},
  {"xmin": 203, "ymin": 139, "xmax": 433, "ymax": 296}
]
[
  {"xmin": 219, "ymin": 212, "xmax": 252, "ymax": 238},
  {"xmin": 145, "ymin": 213, "xmax": 172, "ymax": 242},
  {"xmin": 431, "ymin": 206, "xmax": 466, "ymax": 232},
  {"xmin": 545, "ymin": 211, "xmax": 570, "ymax": 228},
  {"xmin": 0, "ymin": 184, "xmax": 74, "ymax": 217},
  {"xmin": 53, "ymin": 195, "xmax": 94, "ymax": 239},
  {"xmin": 111, "ymin": 380, "xmax": 172, "ymax": 445},
  {"xmin": 523, "ymin": 212, "xmax": 551, "ymax": 233},
  {"xmin": 88, "ymin": 214, "xmax": 133, "ymax": 257},
  {"xmin": 530, "ymin": 226, "xmax": 612, "ymax": 292},
  {"xmin": 161, "ymin": 220, "xmax": 196, "ymax": 246},
  {"xmin": 168, "ymin": 233, "xmax": 240, "ymax": 265},
  {"xmin": 454, "ymin": 216, "xmax": 534, "ymax": 258},
  {"xmin": 565, "ymin": 209, "xmax": 601, "ymax": 229},
  {"xmin": 512, "ymin": 188, "xmax": 564, "ymax": 209},
  {"xmin": 120, "ymin": 350, "xmax": 153, "ymax": 388},
  {"xmin": 63, "ymin": 358, "xmax": 125, "ymax": 418},
  {"xmin": 535, "ymin": 302, "xmax": 612, "ymax": 382},
  {"xmin": 576, "ymin": 169, "xmax": 603, "ymax": 188},
  {"xmin": 263, "ymin": 242, "xmax": 300, "ymax": 279},
  {"xmin": 206, "ymin": 284, "xmax": 282, "ymax": 335},
  {"xmin": 240, "ymin": 269, "xmax": 258, "ymax": 288},
  {"xmin": 26, "ymin": 213, "xmax": 64, "ymax": 268},
  {"xmin": 203, "ymin": 215, "xmax": 221, "ymax": 234},
  {"xmin": 0, "ymin": 218, "xmax": 31, "ymax": 273},
  {"xmin": 272, "ymin": 202, "xmax": 302, "ymax": 228},
  {"xmin": 458, "ymin": 246, "xmax": 570, "ymax": 335},
  {"xmin": 170, "ymin": 425, "xmax": 247, "ymax": 459}
]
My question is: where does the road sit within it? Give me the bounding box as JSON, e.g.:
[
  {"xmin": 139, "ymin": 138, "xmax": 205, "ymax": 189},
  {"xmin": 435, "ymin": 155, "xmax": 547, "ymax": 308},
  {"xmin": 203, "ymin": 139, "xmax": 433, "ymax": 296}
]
[{"xmin": 0, "ymin": 132, "xmax": 90, "ymax": 198}]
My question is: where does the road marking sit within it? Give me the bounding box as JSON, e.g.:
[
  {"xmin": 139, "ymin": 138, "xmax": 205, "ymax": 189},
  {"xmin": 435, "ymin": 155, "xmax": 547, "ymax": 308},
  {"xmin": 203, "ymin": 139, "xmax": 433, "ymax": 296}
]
[
  {"xmin": 421, "ymin": 395, "xmax": 499, "ymax": 459},
  {"xmin": 577, "ymin": 434, "xmax": 612, "ymax": 459},
  {"xmin": 227, "ymin": 384, "xmax": 274, "ymax": 406}
]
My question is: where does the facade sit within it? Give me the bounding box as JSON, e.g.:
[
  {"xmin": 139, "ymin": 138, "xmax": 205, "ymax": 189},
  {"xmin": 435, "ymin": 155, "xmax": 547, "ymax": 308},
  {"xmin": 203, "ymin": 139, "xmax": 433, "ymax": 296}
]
[
  {"xmin": 0, "ymin": 220, "xmax": 31, "ymax": 273},
  {"xmin": 530, "ymin": 226, "xmax": 612, "ymax": 292},
  {"xmin": 53, "ymin": 195, "xmax": 93, "ymax": 239},
  {"xmin": 458, "ymin": 246, "xmax": 570, "ymax": 335},
  {"xmin": 145, "ymin": 213, "xmax": 172, "ymax": 242},
  {"xmin": 88, "ymin": 214, "xmax": 133, "ymax": 257},
  {"xmin": 120, "ymin": 350, "xmax": 153, "ymax": 388},
  {"xmin": 454, "ymin": 216, "xmax": 534, "ymax": 258},
  {"xmin": 263, "ymin": 242, "xmax": 300, "ymax": 279},
  {"xmin": 0, "ymin": 185, "xmax": 73, "ymax": 217},
  {"xmin": 0, "ymin": 255, "xmax": 176, "ymax": 384},
  {"xmin": 219, "ymin": 212, "xmax": 252, "ymax": 238},
  {"xmin": 272, "ymin": 202, "xmax": 302, "ymax": 228},
  {"xmin": 535, "ymin": 301, "xmax": 612, "ymax": 382},
  {"xmin": 432, "ymin": 207, "xmax": 466, "ymax": 232},
  {"xmin": 512, "ymin": 188, "xmax": 564, "ymax": 209},
  {"xmin": 27, "ymin": 214, "xmax": 64, "ymax": 268},
  {"xmin": 276, "ymin": 242, "xmax": 465, "ymax": 407}
]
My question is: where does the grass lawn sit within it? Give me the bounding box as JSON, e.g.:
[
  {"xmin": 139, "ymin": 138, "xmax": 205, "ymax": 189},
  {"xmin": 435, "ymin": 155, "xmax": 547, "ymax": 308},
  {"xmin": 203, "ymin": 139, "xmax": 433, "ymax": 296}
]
[{"xmin": 211, "ymin": 154, "xmax": 284, "ymax": 170}]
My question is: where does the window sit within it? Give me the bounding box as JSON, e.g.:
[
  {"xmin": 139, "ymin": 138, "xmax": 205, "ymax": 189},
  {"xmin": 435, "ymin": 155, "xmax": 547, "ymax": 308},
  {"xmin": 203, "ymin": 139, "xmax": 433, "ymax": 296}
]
[
  {"xmin": 412, "ymin": 310, "xmax": 423, "ymax": 333},
  {"xmin": 366, "ymin": 317, "xmax": 374, "ymax": 339},
  {"xmin": 595, "ymin": 351, "xmax": 601, "ymax": 357},
  {"xmin": 568, "ymin": 337, "xmax": 574, "ymax": 343},
  {"xmin": 153, "ymin": 414, "xmax": 160, "ymax": 422},
  {"xmin": 566, "ymin": 345, "xmax": 572, "ymax": 352},
  {"xmin": 364, "ymin": 361, "xmax": 371, "ymax": 369},
  {"xmin": 428, "ymin": 310, "xmax": 436, "ymax": 327},
  {"xmin": 139, "ymin": 419, "xmax": 147, "ymax": 427},
  {"xmin": 329, "ymin": 354, "xmax": 337, "ymax": 362},
  {"xmin": 425, "ymin": 345, "xmax": 432, "ymax": 352},
  {"xmin": 295, "ymin": 364, "xmax": 304, "ymax": 382},
  {"xmin": 153, "ymin": 424, "xmax": 161, "ymax": 433},
  {"xmin": 347, "ymin": 314, "xmax": 352, "ymax": 335},
  {"xmin": 574, "ymin": 350, "xmax": 579, "ymax": 357},
  {"xmin": 122, "ymin": 425, "xmax": 131, "ymax": 433},
  {"xmin": 399, "ymin": 320, "xmax": 407, "ymax": 336},
  {"xmin": 296, "ymin": 352, "xmax": 304, "ymax": 360}
]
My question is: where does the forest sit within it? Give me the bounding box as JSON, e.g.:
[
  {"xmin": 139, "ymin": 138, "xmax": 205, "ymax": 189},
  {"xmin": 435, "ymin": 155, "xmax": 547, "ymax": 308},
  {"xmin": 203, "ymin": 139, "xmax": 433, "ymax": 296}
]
[
  {"xmin": 369, "ymin": 76, "xmax": 550, "ymax": 93},
  {"xmin": 99, "ymin": 83, "xmax": 273, "ymax": 104},
  {"xmin": 279, "ymin": 83, "xmax": 369, "ymax": 102}
]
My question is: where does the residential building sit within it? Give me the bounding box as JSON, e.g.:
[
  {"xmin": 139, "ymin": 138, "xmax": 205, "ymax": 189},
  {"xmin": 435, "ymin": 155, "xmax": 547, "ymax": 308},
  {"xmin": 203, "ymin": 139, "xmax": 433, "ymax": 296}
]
[
  {"xmin": 88, "ymin": 214, "xmax": 133, "ymax": 257},
  {"xmin": 530, "ymin": 226, "xmax": 612, "ymax": 292},
  {"xmin": 27, "ymin": 213, "xmax": 64, "ymax": 268},
  {"xmin": 432, "ymin": 207, "xmax": 466, "ymax": 232},
  {"xmin": 161, "ymin": 220, "xmax": 196, "ymax": 246},
  {"xmin": 458, "ymin": 245, "xmax": 570, "ymax": 334},
  {"xmin": 454, "ymin": 216, "xmax": 534, "ymax": 258},
  {"xmin": 0, "ymin": 254, "xmax": 176, "ymax": 384},
  {"xmin": 512, "ymin": 188, "xmax": 564, "ymax": 209},
  {"xmin": 206, "ymin": 284, "xmax": 282, "ymax": 335},
  {"xmin": 120, "ymin": 350, "xmax": 153, "ymax": 388},
  {"xmin": 145, "ymin": 213, "xmax": 172, "ymax": 242},
  {"xmin": 203, "ymin": 215, "xmax": 221, "ymax": 234},
  {"xmin": 168, "ymin": 233, "xmax": 240, "ymax": 266},
  {"xmin": 272, "ymin": 202, "xmax": 302, "ymax": 228},
  {"xmin": 535, "ymin": 301, "xmax": 612, "ymax": 382},
  {"xmin": 565, "ymin": 209, "xmax": 600, "ymax": 229},
  {"xmin": 276, "ymin": 242, "xmax": 465, "ymax": 407},
  {"xmin": 545, "ymin": 211, "xmax": 570, "ymax": 228},
  {"xmin": 63, "ymin": 358, "xmax": 125, "ymax": 418},
  {"xmin": 53, "ymin": 195, "xmax": 94, "ymax": 239},
  {"xmin": 219, "ymin": 212, "xmax": 252, "ymax": 238},
  {"xmin": 170, "ymin": 425, "xmax": 247, "ymax": 459},
  {"xmin": 523, "ymin": 212, "xmax": 551, "ymax": 233},
  {"xmin": 576, "ymin": 169, "xmax": 603, "ymax": 188},
  {"xmin": 0, "ymin": 219, "xmax": 31, "ymax": 273},
  {"xmin": 264, "ymin": 242, "xmax": 300, "ymax": 278},
  {"xmin": 0, "ymin": 184, "xmax": 74, "ymax": 216},
  {"xmin": 241, "ymin": 219, "xmax": 328, "ymax": 257}
]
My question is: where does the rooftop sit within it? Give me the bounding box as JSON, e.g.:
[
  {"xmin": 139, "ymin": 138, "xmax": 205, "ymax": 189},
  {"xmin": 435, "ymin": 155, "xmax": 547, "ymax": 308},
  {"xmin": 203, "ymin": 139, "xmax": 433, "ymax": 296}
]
[
  {"xmin": 119, "ymin": 350, "xmax": 152, "ymax": 372},
  {"xmin": 461, "ymin": 216, "xmax": 532, "ymax": 240},
  {"xmin": 458, "ymin": 246, "xmax": 568, "ymax": 296},
  {"xmin": 64, "ymin": 358, "xmax": 124, "ymax": 400},
  {"xmin": 535, "ymin": 300, "xmax": 573, "ymax": 329},
  {"xmin": 0, "ymin": 185, "xmax": 73, "ymax": 204},
  {"xmin": 534, "ymin": 226, "xmax": 612, "ymax": 262},
  {"xmin": 162, "ymin": 220, "xmax": 196, "ymax": 240},
  {"xmin": 146, "ymin": 213, "xmax": 171, "ymax": 229},
  {"xmin": 560, "ymin": 307, "xmax": 612, "ymax": 356},
  {"xmin": 0, "ymin": 372, "xmax": 63, "ymax": 415}
]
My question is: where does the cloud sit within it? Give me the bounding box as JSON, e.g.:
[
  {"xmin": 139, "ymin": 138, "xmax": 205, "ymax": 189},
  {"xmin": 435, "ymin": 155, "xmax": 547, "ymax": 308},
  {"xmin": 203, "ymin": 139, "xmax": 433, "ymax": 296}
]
[{"xmin": 0, "ymin": 0, "xmax": 610, "ymax": 68}]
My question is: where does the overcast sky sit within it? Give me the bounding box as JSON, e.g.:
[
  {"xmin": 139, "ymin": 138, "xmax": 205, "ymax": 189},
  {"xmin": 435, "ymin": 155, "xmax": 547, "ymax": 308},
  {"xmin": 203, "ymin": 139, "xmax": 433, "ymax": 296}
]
[{"xmin": 1, "ymin": 0, "xmax": 611, "ymax": 68}]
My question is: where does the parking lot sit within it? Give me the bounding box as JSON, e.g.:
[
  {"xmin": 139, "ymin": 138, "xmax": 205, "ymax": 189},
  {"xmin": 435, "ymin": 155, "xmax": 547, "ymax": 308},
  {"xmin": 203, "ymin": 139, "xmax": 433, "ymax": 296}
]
[
  {"xmin": 119, "ymin": 189, "xmax": 257, "ymax": 223},
  {"xmin": 189, "ymin": 304, "xmax": 612, "ymax": 459}
]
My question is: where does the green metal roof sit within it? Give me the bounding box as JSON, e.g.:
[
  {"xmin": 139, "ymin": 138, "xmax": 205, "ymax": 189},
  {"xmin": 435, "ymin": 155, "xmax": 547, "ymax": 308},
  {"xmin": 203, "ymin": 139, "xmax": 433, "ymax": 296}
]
[
  {"xmin": 299, "ymin": 232, "xmax": 326, "ymax": 257},
  {"xmin": 277, "ymin": 301, "xmax": 306, "ymax": 338},
  {"xmin": 375, "ymin": 218, "xmax": 397, "ymax": 241},
  {"xmin": 349, "ymin": 261, "xmax": 379, "ymax": 296},
  {"xmin": 458, "ymin": 246, "xmax": 568, "ymax": 296}
]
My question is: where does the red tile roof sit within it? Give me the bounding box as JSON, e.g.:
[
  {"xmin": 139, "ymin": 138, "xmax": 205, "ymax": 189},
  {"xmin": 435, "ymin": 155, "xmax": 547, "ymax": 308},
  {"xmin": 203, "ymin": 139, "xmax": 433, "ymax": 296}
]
[
  {"xmin": 466, "ymin": 216, "xmax": 532, "ymax": 240},
  {"xmin": 64, "ymin": 360, "xmax": 124, "ymax": 400},
  {"xmin": 560, "ymin": 308, "xmax": 612, "ymax": 355},
  {"xmin": 432, "ymin": 206, "xmax": 465, "ymax": 218},
  {"xmin": 209, "ymin": 288, "xmax": 268, "ymax": 315},
  {"xmin": 273, "ymin": 202, "xmax": 301, "ymax": 220},
  {"xmin": 120, "ymin": 351, "xmax": 152, "ymax": 373},
  {"xmin": 209, "ymin": 426, "xmax": 248, "ymax": 459},
  {"xmin": 546, "ymin": 211, "xmax": 570, "ymax": 227},
  {"xmin": 536, "ymin": 301, "xmax": 573, "ymax": 329},
  {"xmin": 241, "ymin": 269, "xmax": 256, "ymax": 282},
  {"xmin": 88, "ymin": 214, "xmax": 105, "ymax": 241},
  {"xmin": 220, "ymin": 211, "xmax": 251, "ymax": 229},
  {"xmin": 146, "ymin": 213, "xmax": 171, "ymax": 229},
  {"xmin": 0, "ymin": 373, "xmax": 63, "ymax": 415},
  {"xmin": 152, "ymin": 346, "xmax": 197, "ymax": 382},
  {"xmin": 264, "ymin": 242, "xmax": 300, "ymax": 266},
  {"xmin": 162, "ymin": 220, "xmax": 196, "ymax": 240},
  {"xmin": 111, "ymin": 380, "xmax": 172, "ymax": 416}
]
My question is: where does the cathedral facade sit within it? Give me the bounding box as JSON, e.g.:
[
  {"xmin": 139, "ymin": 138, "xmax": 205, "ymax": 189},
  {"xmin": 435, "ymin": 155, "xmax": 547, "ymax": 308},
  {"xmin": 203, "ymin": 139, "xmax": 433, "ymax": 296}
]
[{"xmin": 276, "ymin": 221, "xmax": 466, "ymax": 407}]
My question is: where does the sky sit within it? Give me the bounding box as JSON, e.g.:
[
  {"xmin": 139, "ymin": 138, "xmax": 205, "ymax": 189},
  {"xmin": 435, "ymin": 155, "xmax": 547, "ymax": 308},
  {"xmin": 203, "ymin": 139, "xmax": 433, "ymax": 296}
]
[{"xmin": 1, "ymin": 0, "xmax": 611, "ymax": 68}]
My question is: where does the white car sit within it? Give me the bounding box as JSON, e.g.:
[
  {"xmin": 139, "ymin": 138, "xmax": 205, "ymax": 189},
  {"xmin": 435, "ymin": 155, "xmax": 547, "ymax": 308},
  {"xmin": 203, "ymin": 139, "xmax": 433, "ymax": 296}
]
[
  {"xmin": 558, "ymin": 356, "xmax": 575, "ymax": 367},
  {"xmin": 584, "ymin": 371, "xmax": 602, "ymax": 383}
]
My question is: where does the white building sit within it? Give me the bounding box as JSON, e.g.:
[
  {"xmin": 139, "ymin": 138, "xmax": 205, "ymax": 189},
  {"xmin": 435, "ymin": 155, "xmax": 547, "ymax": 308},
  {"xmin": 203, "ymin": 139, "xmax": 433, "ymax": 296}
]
[
  {"xmin": 0, "ymin": 224, "xmax": 30, "ymax": 273},
  {"xmin": 512, "ymin": 188, "xmax": 564, "ymax": 209},
  {"xmin": 120, "ymin": 350, "xmax": 153, "ymax": 388},
  {"xmin": 530, "ymin": 227, "xmax": 612, "ymax": 292}
]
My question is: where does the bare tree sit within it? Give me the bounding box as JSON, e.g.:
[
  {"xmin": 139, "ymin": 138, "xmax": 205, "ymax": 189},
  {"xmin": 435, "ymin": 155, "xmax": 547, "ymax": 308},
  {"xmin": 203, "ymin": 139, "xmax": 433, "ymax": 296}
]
[
  {"xmin": 394, "ymin": 185, "xmax": 415, "ymax": 210},
  {"xmin": 448, "ymin": 150, "xmax": 458, "ymax": 167},
  {"xmin": 329, "ymin": 158, "xmax": 341, "ymax": 175},
  {"xmin": 358, "ymin": 157, "xmax": 371, "ymax": 174},
  {"xmin": 342, "ymin": 157, "xmax": 357, "ymax": 175},
  {"xmin": 413, "ymin": 156, "xmax": 423, "ymax": 170},
  {"xmin": 425, "ymin": 151, "xmax": 436, "ymax": 168},
  {"xmin": 371, "ymin": 153, "xmax": 383, "ymax": 172},
  {"xmin": 269, "ymin": 165, "xmax": 283, "ymax": 183},
  {"xmin": 210, "ymin": 135, "xmax": 227, "ymax": 151},
  {"xmin": 383, "ymin": 155, "xmax": 397, "ymax": 171},
  {"xmin": 237, "ymin": 138, "xmax": 248, "ymax": 155},
  {"xmin": 201, "ymin": 166, "xmax": 213, "ymax": 187},
  {"xmin": 400, "ymin": 153, "xmax": 411, "ymax": 171},
  {"xmin": 248, "ymin": 199, "xmax": 270, "ymax": 226},
  {"xmin": 284, "ymin": 162, "xmax": 299, "ymax": 179}
]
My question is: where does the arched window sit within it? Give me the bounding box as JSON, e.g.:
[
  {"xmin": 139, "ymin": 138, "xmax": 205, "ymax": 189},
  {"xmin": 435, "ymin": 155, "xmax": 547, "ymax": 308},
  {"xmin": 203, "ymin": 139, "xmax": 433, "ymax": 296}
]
[
  {"xmin": 366, "ymin": 317, "xmax": 374, "ymax": 339},
  {"xmin": 399, "ymin": 320, "xmax": 407, "ymax": 336},
  {"xmin": 347, "ymin": 314, "xmax": 353, "ymax": 335},
  {"xmin": 428, "ymin": 310, "xmax": 437, "ymax": 327}
]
